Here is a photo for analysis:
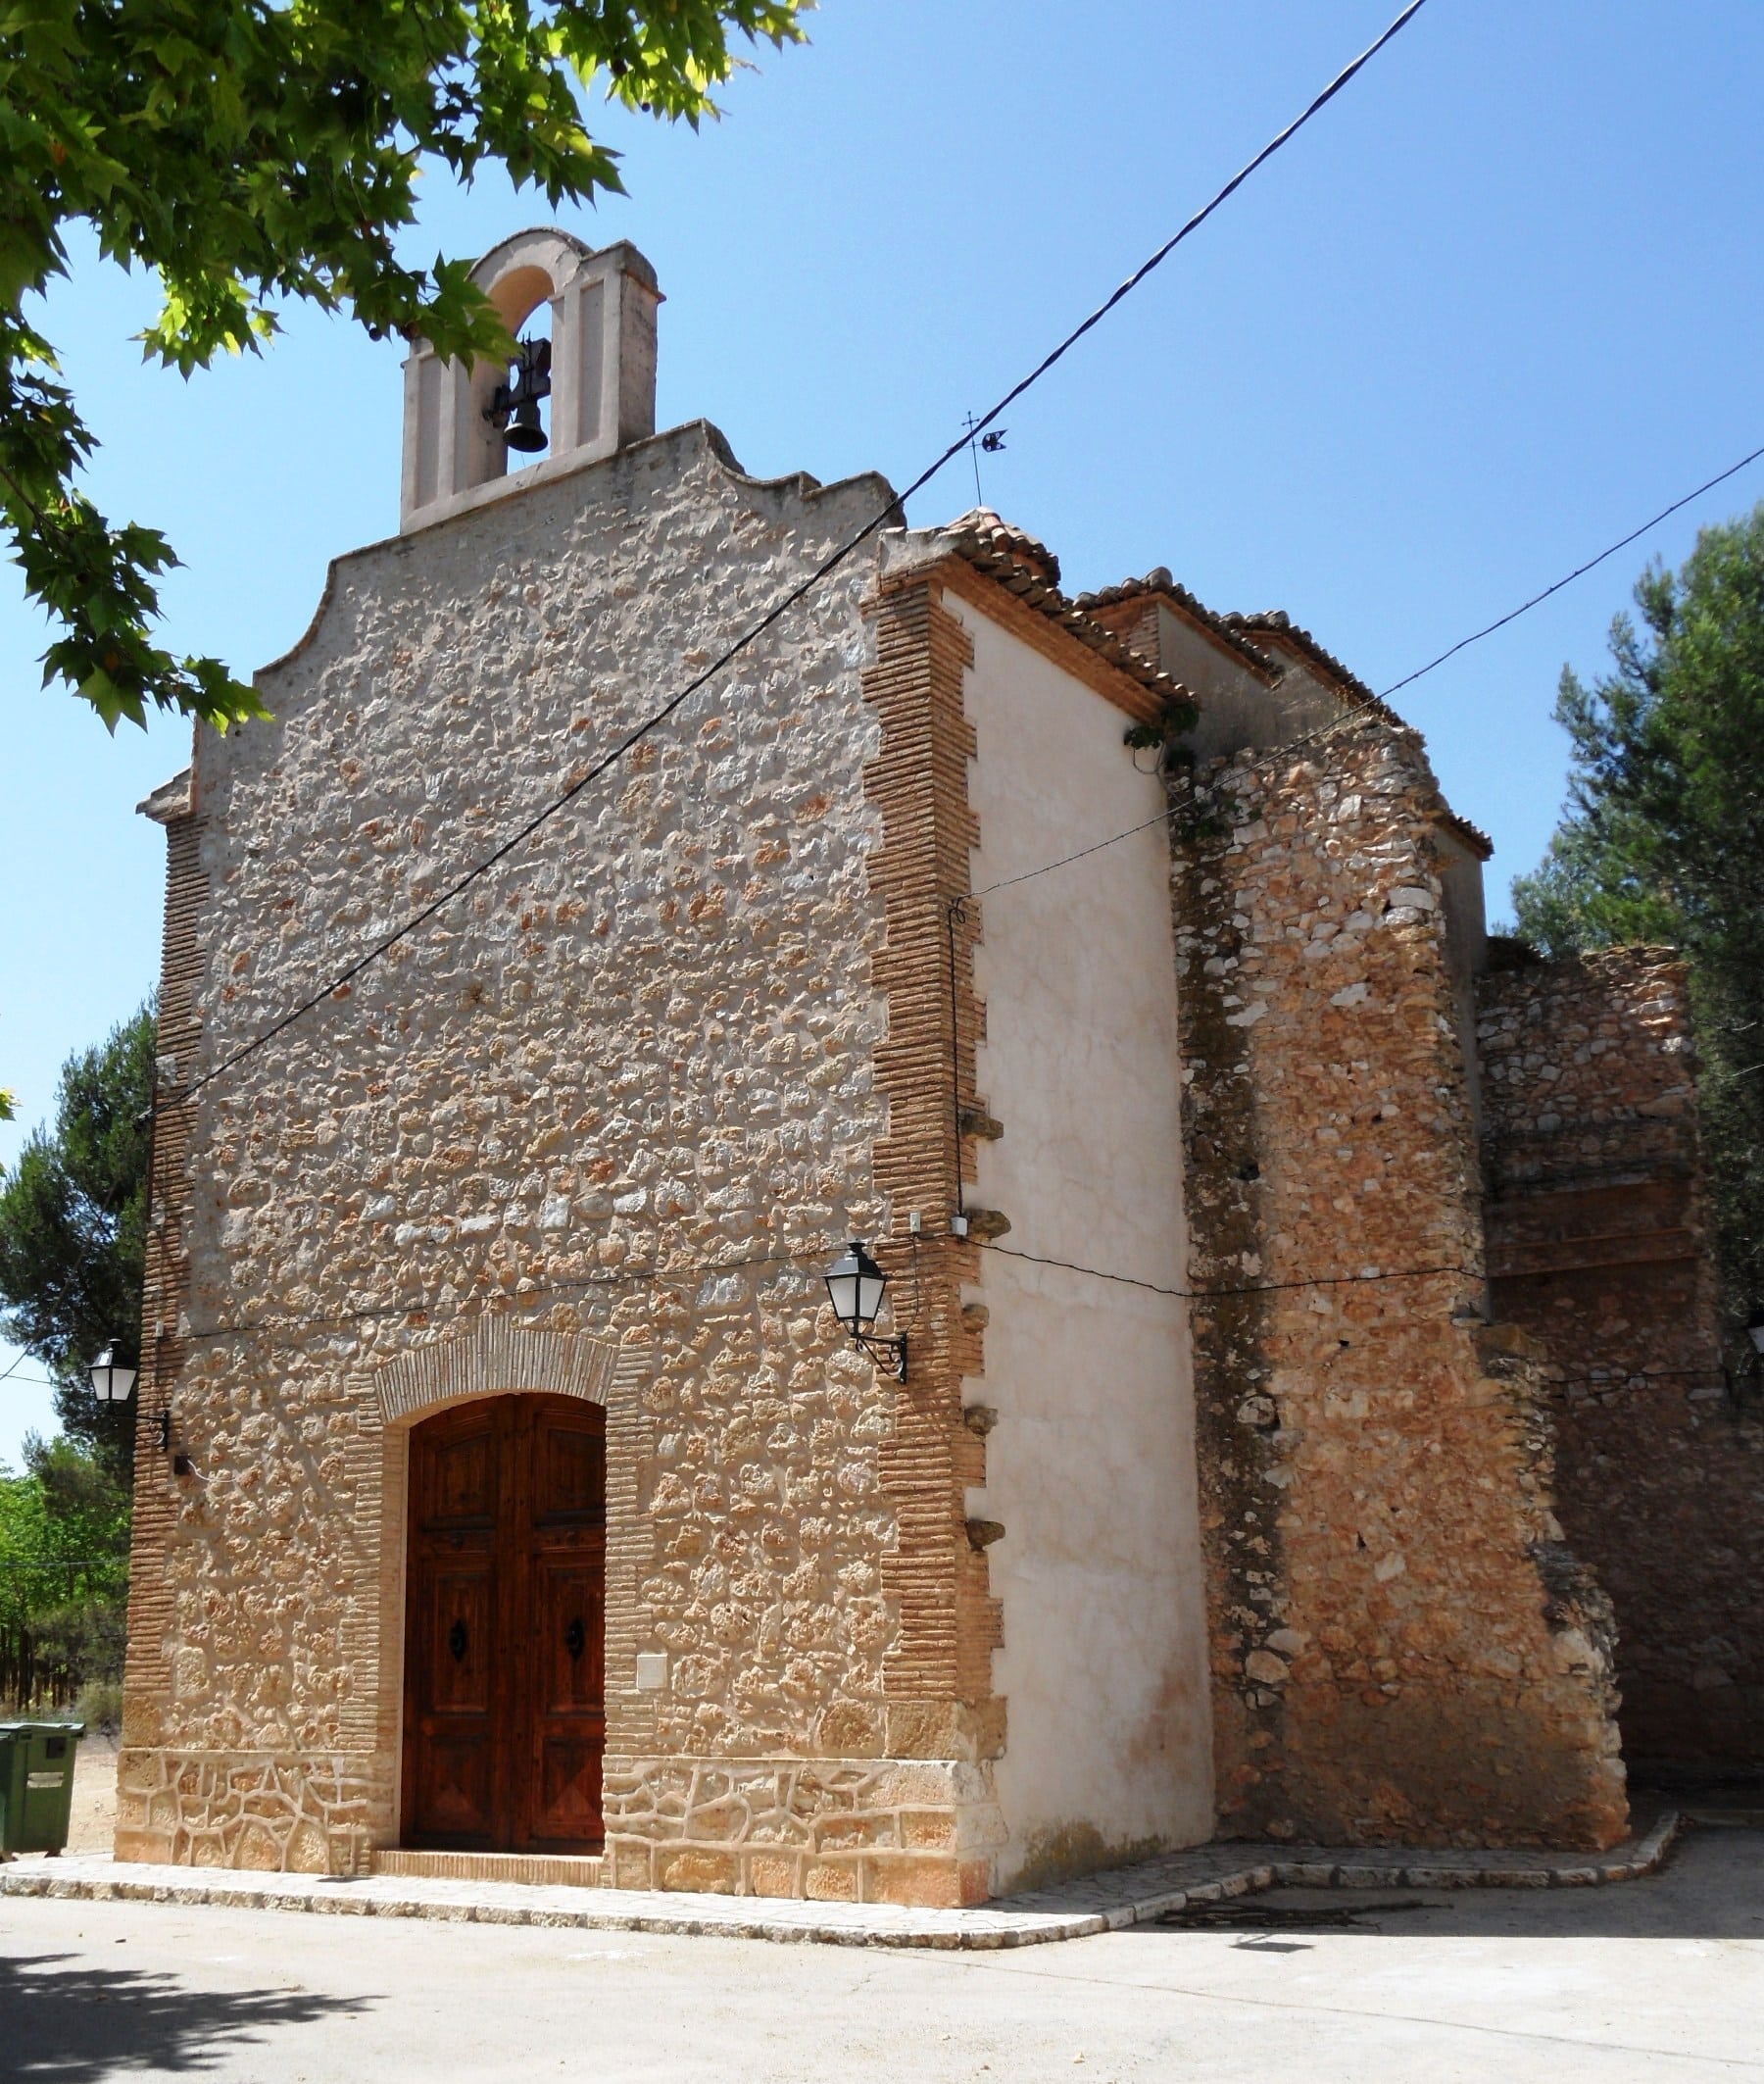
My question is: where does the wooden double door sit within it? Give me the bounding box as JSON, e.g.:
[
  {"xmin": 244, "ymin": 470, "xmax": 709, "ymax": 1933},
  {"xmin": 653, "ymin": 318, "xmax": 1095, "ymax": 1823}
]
[{"xmin": 401, "ymin": 1394, "xmax": 606, "ymax": 1853}]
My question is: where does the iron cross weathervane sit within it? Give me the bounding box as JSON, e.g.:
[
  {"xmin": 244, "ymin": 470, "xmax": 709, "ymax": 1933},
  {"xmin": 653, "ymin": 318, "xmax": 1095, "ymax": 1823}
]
[{"xmin": 961, "ymin": 414, "xmax": 1007, "ymax": 505}]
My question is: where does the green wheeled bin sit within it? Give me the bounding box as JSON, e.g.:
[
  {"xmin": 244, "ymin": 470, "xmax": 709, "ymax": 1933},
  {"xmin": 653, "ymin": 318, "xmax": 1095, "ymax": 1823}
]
[{"xmin": 0, "ymin": 1721, "xmax": 84, "ymax": 1856}]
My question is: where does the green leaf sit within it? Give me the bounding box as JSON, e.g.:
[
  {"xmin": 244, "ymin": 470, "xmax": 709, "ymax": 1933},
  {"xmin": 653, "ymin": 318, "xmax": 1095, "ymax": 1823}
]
[{"xmin": 2, "ymin": 0, "xmax": 812, "ymax": 728}]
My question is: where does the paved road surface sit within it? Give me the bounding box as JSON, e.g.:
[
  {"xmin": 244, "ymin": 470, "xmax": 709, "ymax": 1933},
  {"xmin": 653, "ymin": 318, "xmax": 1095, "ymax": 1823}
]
[{"xmin": 3, "ymin": 1827, "xmax": 1760, "ymax": 2081}]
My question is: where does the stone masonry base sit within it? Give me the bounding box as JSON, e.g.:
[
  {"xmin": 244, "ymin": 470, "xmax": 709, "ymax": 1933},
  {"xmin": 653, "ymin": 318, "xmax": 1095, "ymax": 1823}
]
[
  {"xmin": 115, "ymin": 1750, "xmax": 383, "ymax": 1876},
  {"xmin": 115, "ymin": 1750, "xmax": 1003, "ymax": 1909},
  {"xmin": 601, "ymin": 1755, "xmax": 1002, "ymax": 1907}
]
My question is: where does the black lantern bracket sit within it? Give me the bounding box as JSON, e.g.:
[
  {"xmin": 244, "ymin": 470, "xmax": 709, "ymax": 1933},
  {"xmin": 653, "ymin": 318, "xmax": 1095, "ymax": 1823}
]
[{"xmin": 849, "ymin": 1324, "xmax": 908, "ymax": 1382}]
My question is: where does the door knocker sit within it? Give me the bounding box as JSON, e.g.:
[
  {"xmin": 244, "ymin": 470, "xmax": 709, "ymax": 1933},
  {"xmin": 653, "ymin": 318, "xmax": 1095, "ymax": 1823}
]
[
  {"xmin": 564, "ymin": 1616, "xmax": 585, "ymax": 1661},
  {"xmin": 449, "ymin": 1617, "xmax": 468, "ymax": 1662}
]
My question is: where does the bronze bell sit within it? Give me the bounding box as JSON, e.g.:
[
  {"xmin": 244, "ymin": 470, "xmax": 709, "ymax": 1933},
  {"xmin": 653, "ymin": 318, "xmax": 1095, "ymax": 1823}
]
[{"xmin": 504, "ymin": 397, "xmax": 547, "ymax": 454}]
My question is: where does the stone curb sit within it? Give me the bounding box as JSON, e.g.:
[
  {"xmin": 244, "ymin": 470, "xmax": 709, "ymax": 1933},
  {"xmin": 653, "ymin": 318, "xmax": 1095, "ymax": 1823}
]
[{"xmin": 0, "ymin": 1812, "xmax": 1679, "ymax": 1953}]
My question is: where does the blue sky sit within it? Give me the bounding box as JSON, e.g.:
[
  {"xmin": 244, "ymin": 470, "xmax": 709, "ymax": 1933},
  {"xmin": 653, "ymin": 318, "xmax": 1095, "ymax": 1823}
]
[{"xmin": 4, "ymin": 0, "xmax": 1762, "ymax": 1462}]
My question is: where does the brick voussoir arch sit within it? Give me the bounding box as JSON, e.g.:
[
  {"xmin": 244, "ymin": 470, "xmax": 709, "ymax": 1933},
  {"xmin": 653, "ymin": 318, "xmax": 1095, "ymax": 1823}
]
[{"xmin": 373, "ymin": 1318, "xmax": 631, "ymax": 1425}]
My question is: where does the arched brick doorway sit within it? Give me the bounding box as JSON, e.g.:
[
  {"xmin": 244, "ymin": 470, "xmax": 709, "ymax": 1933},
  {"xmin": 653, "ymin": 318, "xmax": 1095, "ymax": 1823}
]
[{"xmin": 401, "ymin": 1393, "xmax": 607, "ymax": 1854}]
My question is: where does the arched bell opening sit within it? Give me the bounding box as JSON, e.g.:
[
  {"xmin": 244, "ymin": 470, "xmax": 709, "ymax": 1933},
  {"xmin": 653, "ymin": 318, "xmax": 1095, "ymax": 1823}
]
[
  {"xmin": 399, "ymin": 1391, "xmax": 607, "ymax": 1855},
  {"xmin": 463, "ymin": 267, "xmax": 561, "ymax": 488},
  {"xmin": 496, "ymin": 293, "xmax": 556, "ymax": 464}
]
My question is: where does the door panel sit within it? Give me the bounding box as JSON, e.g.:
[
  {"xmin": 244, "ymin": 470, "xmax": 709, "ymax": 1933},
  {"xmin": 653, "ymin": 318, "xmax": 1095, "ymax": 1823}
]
[
  {"xmin": 402, "ymin": 1395, "xmax": 606, "ymax": 1853},
  {"xmin": 404, "ymin": 1402, "xmax": 503, "ymax": 1847},
  {"xmin": 419, "ymin": 1735, "xmax": 497, "ymax": 1838},
  {"xmin": 532, "ymin": 1416, "xmax": 606, "ymax": 1522},
  {"xmin": 425, "ymin": 1564, "xmax": 494, "ymax": 1713},
  {"xmin": 532, "ymin": 1558, "xmax": 605, "ymax": 1713},
  {"xmin": 421, "ymin": 1429, "xmax": 497, "ymax": 1525},
  {"xmin": 534, "ymin": 1736, "xmax": 606, "ymax": 1846},
  {"xmin": 518, "ymin": 1403, "xmax": 606, "ymax": 1850}
]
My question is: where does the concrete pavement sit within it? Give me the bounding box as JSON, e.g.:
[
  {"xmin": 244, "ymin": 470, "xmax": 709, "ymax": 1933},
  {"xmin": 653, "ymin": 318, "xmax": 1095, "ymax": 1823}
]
[
  {"xmin": 0, "ymin": 1811, "xmax": 1682, "ymax": 1951},
  {"xmin": 2, "ymin": 1826, "xmax": 1760, "ymax": 2081}
]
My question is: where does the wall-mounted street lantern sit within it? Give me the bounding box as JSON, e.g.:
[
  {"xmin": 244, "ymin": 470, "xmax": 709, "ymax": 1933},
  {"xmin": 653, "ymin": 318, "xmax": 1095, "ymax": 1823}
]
[
  {"xmin": 88, "ymin": 1346, "xmax": 136, "ymax": 1406},
  {"xmin": 90, "ymin": 1344, "xmax": 173, "ymax": 1451},
  {"xmin": 823, "ymin": 1241, "xmax": 907, "ymax": 1381}
]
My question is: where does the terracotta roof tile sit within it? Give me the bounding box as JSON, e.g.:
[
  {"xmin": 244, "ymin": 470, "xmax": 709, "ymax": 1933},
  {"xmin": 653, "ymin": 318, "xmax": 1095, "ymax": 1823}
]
[
  {"xmin": 1076, "ymin": 570, "xmax": 1278, "ymax": 677},
  {"xmin": 1430, "ymin": 803, "xmax": 1494, "ymax": 862},
  {"xmin": 943, "ymin": 508, "xmax": 1061, "ymax": 586},
  {"xmin": 1221, "ymin": 610, "xmax": 1401, "ymax": 719},
  {"xmin": 925, "ymin": 526, "xmax": 1494, "ymax": 861},
  {"xmin": 929, "ymin": 517, "xmax": 1192, "ymax": 706}
]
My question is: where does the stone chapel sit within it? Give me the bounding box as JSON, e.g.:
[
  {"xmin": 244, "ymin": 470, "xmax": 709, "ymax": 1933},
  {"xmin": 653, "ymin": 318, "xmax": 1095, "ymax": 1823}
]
[{"xmin": 118, "ymin": 229, "xmax": 1761, "ymax": 1902}]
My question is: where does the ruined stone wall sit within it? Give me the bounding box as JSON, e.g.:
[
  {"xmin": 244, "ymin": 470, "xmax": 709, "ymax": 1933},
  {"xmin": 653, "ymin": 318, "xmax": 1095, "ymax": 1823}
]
[
  {"xmin": 119, "ymin": 425, "xmax": 1002, "ymax": 1902},
  {"xmin": 1478, "ymin": 950, "xmax": 1764, "ymax": 1765},
  {"xmin": 1172, "ymin": 722, "xmax": 1626, "ymax": 1849}
]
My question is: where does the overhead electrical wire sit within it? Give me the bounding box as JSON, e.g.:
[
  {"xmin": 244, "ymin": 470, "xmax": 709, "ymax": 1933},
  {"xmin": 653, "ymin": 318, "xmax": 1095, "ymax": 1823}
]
[
  {"xmin": 0, "ymin": 1351, "xmax": 62, "ymax": 1394},
  {"xmin": 965, "ymin": 811, "xmax": 1176, "ymax": 905},
  {"xmin": 159, "ymin": 0, "xmax": 1432, "ymax": 1117},
  {"xmin": 30, "ymin": 1219, "xmax": 1721, "ymax": 1382},
  {"xmin": 152, "ymin": 438, "xmax": 1764, "ymax": 1357},
  {"xmin": 170, "ymin": 1233, "xmax": 1740, "ymax": 1372},
  {"xmin": 89, "ymin": 363, "xmax": 1764, "ymax": 1371},
  {"xmin": 979, "ymin": 1239, "xmax": 1474, "ymax": 1302},
  {"xmin": 87, "ymin": 0, "xmax": 1719, "ymax": 1377},
  {"xmin": 13, "ymin": 19, "xmax": 1744, "ymax": 1412},
  {"xmin": 1378, "ymin": 435, "xmax": 1764, "ymax": 700},
  {"xmin": 168, "ymin": 1225, "xmax": 1488, "ymax": 1355}
]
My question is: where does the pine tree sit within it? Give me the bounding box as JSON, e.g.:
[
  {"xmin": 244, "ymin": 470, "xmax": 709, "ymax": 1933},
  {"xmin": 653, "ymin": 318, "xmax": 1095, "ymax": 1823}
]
[{"xmin": 0, "ymin": 1003, "xmax": 154, "ymax": 1486}]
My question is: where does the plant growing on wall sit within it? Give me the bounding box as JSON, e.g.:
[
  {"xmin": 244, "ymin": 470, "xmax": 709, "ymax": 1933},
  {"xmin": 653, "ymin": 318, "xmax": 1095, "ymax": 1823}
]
[
  {"xmin": 1122, "ymin": 693, "xmax": 1200, "ymax": 765},
  {"xmin": 1127, "ymin": 692, "xmax": 1246, "ymax": 842},
  {"xmin": 1, "ymin": 0, "xmax": 808, "ymax": 731}
]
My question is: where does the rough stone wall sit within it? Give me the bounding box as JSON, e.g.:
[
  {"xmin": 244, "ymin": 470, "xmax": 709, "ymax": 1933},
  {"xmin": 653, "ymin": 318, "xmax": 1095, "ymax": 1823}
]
[
  {"xmin": 119, "ymin": 424, "xmax": 998, "ymax": 1902},
  {"xmin": 1172, "ymin": 720, "xmax": 1627, "ymax": 1848},
  {"xmin": 1479, "ymin": 950, "xmax": 1764, "ymax": 1765}
]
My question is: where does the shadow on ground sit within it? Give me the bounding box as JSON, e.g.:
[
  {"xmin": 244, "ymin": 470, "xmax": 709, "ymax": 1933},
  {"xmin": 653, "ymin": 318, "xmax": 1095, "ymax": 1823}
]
[
  {"xmin": 0, "ymin": 1951, "xmax": 375, "ymax": 2079},
  {"xmin": 1129, "ymin": 1826, "xmax": 1764, "ymax": 1944}
]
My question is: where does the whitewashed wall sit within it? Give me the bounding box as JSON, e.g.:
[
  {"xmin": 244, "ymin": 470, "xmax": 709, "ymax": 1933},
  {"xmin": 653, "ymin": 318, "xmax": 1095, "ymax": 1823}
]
[{"xmin": 955, "ymin": 598, "xmax": 1214, "ymax": 1890}]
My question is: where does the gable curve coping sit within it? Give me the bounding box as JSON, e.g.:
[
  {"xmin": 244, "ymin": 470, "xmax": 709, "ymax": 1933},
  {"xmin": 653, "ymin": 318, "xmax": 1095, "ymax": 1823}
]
[
  {"xmin": 373, "ymin": 1317, "xmax": 632, "ymax": 1424},
  {"xmin": 252, "ymin": 420, "xmax": 902, "ymax": 686}
]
